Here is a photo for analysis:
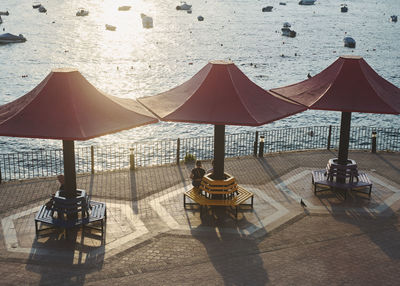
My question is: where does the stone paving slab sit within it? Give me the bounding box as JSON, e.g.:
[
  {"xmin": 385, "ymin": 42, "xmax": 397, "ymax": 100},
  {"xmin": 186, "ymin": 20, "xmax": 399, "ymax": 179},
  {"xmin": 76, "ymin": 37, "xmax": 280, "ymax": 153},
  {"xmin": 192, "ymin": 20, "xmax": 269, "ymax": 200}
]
[{"xmin": 0, "ymin": 150, "xmax": 399, "ymax": 285}]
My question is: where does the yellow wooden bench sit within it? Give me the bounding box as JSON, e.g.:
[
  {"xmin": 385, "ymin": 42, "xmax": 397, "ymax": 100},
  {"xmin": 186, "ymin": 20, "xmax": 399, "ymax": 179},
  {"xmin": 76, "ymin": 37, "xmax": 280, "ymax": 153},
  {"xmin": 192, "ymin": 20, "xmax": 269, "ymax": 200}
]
[{"xmin": 183, "ymin": 185, "xmax": 254, "ymax": 218}]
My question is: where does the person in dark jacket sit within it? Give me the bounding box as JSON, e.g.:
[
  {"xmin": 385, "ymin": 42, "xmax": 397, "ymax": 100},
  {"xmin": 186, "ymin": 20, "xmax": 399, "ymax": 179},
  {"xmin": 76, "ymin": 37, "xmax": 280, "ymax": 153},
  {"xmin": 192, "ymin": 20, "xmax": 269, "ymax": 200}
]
[{"xmin": 190, "ymin": 160, "xmax": 205, "ymax": 188}]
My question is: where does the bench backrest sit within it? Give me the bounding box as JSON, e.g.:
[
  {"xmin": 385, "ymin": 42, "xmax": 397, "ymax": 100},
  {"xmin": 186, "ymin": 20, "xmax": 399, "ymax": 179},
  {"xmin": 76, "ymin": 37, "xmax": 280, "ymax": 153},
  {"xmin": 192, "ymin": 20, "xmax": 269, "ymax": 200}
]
[
  {"xmin": 53, "ymin": 196, "xmax": 86, "ymax": 217},
  {"xmin": 326, "ymin": 162, "xmax": 359, "ymax": 183}
]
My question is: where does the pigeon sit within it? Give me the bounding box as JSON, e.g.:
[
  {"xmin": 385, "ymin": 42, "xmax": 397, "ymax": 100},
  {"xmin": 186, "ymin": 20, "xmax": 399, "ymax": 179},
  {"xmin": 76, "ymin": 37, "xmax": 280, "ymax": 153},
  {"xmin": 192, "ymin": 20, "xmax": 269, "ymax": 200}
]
[{"xmin": 300, "ymin": 199, "xmax": 307, "ymax": 208}]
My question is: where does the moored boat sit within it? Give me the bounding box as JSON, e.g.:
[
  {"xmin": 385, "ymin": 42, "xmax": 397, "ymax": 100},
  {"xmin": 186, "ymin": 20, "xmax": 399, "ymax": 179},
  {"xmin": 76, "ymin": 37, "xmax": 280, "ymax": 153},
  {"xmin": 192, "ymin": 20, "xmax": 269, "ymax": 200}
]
[
  {"xmin": 141, "ymin": 14, "xmax": 153, "ymax": 28},
  {"xmin": 0, "ymin": 11, "xmax": 9, "ymax": 16},
  {"xmin": 176, "ymin": 2, "xmax": 192, "ymax": 11},
  {"xmin": 341, "ymin": 4, "xmax": 348, "ymax": 13},
  {"xmin": 38, "ymin": 5, "xmax": 47, "ymax": 13},
  {"xmin": 262, "ymin": 6, "xmax": 273, "ymax": 12},
  {"xmin": 76, "ymin": 9, "xmax": 89, "ymax": 16},
  {"xmin": 105, "ymin": 24, "xmax": 116, "ymax": 31},
  {"xmin": 281, "ymin": 22, "xmax": 296, "ymax": 37},
  {"xmin": 299, "ymin": 0, "xmax": 316, "ymax": 5},
  {"xmin": 343, "ymin": 36, "xmax": 356, "ymax": 48},
  {"xmin": 0, "ymin": 33, "xmax": 27, "ymax": 44},
  {"xmin": 118, "ymin": 6, "xmax": 131, "ymax": 11}
]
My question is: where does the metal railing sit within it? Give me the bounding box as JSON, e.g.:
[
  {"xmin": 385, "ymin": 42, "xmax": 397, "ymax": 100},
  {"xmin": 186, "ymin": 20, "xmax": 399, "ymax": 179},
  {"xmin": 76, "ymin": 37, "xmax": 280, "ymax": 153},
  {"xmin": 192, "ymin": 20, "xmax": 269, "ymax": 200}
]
[{"xmin": 0, "ymin": 125, "xmax": 399, "ymax": 182}]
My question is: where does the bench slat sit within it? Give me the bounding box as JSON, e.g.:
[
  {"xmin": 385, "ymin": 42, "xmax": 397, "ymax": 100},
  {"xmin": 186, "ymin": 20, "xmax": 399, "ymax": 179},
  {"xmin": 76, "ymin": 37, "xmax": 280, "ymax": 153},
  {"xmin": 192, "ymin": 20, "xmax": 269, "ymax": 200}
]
[{"xmin": 184, "ymin": 187, "xmax": 253, "ymax": 207}]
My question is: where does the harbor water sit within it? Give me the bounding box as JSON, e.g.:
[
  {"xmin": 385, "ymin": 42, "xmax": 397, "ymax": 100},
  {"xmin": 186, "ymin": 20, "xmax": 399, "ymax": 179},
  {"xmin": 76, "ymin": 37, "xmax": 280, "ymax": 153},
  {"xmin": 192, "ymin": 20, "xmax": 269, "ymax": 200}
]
[{"xmin": 0, "ymin": 0, "xmax": 399, "ymax": 153}]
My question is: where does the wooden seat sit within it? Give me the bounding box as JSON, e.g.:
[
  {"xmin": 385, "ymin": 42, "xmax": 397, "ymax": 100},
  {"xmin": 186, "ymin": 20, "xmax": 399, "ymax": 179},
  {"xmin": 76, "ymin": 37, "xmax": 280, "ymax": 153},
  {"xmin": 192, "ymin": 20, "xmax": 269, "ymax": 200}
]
[
  {"xmin": 35, "ymin": 198, "xmax": 107, "ymax": 238},
  {"xmin": 184, "ymin": 186, "xmax": 254, "ymax": 218},
  {"xmin": 312, "ymin": 166, "xmax": 372, "ymax": 199},
  {"xmin": 351, "ymin": 172, "xmax": 372, "ymax": 197},
  {"xmin": 82, "ymin": 201, "xmax": 107, "ymax": 237}
]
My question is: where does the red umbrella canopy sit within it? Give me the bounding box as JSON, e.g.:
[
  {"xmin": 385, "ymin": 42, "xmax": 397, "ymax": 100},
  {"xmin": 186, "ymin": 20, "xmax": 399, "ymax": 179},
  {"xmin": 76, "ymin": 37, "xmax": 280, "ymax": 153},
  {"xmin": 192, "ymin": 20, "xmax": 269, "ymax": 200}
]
[
  {"xmin": 270, "ymin": 55, "xmax": 400, "ymax": 114},
  {"xmin": 138, "ymin": 61, "xmax": 306, "ymax": 126},
  {"xmin": 0, "ymin": 68, "xmax": 158, "ymax": 140}
]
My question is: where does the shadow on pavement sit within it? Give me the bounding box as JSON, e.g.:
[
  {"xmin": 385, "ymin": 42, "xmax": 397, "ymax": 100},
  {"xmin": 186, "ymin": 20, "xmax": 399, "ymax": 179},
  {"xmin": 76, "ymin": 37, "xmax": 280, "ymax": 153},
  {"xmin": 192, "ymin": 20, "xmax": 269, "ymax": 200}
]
[
  {"xmin": 25, "ymin": 226, "xmax": 105, "ymax": 285},
  {"xmin": 191, "ymin": 207, "xmax": 269, "ymax": 285},
  {"xmin": 331, "ymin": 193, "xmax": 400, "ymax": 260}
]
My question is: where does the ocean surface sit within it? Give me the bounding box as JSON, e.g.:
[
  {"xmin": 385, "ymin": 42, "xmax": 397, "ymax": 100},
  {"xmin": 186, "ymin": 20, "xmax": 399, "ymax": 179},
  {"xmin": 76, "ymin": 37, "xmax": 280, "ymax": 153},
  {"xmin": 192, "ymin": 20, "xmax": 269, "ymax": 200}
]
[{"xmin": 0, "ymin": 0, "xmax": 399, "ymax": 153}]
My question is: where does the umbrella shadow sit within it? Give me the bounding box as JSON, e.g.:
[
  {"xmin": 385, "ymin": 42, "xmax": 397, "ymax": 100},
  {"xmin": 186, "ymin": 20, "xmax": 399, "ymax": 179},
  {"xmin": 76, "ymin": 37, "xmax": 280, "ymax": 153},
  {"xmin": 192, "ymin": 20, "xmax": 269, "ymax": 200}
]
[
  {"xmin": 191, "ymin": 207, "xmax": 269, "ymax": 285},
  {"xmin": 25, "ymin": 227, "xmax": 105, "ymax": 285},
  {"xmin": 330, "ymin": 193, "xmax": 400, "ymax": 260},
  {"xmin": 257, "ymin": 157, "xmax": 294, "ymax": 204},
  {"xmin": 375, "ymin": 153, "xmax": 400, "ymax": 173}
]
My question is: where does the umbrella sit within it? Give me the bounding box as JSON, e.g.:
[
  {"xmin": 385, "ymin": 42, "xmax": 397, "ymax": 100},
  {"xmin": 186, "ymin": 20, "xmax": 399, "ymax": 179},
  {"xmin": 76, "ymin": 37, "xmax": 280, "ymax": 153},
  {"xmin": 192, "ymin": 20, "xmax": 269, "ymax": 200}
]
[
  {"xmin": 0, "ymin": 68, "xmax": 158, "ymax": 197},
  {"xmin": 271, "ymin": 55, "xmax": 400, "ymax": 166},
  {"xmin": 138, "ymin": 60, "xmax": 306, "ymax": 179}
]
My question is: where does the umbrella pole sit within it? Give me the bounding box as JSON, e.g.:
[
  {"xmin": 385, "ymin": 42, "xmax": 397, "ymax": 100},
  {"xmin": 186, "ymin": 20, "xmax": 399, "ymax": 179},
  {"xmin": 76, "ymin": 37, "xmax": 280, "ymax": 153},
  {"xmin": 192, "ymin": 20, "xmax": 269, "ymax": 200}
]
[
  {"xmin": 62, "ymin": 140, "xmax": 77, "ymax": 198},
  {"xmin": 337, "ymin": 111, "xmax": 352, "ymax": 166},
  {"xmin": 214, "ymin": 124, "xmax": 225, "ymax": 180}
]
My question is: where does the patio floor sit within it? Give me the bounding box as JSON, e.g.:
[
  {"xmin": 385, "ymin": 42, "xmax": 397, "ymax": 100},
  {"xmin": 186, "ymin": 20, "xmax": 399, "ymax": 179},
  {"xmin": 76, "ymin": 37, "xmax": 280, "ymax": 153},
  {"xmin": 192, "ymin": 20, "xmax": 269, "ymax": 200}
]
[{"xmin": 1, "ymin": 150, "xmax": 400, "ymax": 285}]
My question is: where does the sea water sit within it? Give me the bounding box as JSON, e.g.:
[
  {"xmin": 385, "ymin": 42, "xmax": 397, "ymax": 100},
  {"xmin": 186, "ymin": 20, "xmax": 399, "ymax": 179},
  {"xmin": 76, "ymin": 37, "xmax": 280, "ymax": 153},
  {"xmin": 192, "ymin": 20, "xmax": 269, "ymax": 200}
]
[{"xmin": 0, "ymin": 0, "xmax": 399, "ymax": 153}]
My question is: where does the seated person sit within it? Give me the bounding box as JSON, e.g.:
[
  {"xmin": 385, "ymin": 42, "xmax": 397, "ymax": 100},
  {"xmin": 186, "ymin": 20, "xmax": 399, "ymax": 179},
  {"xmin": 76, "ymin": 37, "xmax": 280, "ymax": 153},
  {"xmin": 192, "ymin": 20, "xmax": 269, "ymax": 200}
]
[
  {"xmin": 206, "ymin": 160, "xmax": 215, "ymax": 175},
  {"xmin": 190, "ymin": 160, "xmax": 205, "ymax": 188},
  {"xmin": 45, "ymin": 174, "xmax": 66, "ymax": 208},
  {"xmin": 57, "ymin": 174, "xmax": 67, "ymax": 197}
]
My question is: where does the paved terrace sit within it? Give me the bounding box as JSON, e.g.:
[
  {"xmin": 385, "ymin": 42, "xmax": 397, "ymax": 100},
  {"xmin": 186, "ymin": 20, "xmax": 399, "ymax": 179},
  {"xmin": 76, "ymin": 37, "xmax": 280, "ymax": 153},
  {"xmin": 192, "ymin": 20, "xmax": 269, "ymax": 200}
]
[{"xmin": 1, "ymin": 150, "xmax": 400, "ymax": 285}]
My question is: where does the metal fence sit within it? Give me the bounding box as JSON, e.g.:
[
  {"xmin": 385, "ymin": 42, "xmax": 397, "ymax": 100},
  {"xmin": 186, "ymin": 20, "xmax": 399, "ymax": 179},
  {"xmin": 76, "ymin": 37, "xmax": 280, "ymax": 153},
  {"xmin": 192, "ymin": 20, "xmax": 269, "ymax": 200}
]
[{"xmin": 0, "ymin": 125, "xmax": 399, "ymax": 182}]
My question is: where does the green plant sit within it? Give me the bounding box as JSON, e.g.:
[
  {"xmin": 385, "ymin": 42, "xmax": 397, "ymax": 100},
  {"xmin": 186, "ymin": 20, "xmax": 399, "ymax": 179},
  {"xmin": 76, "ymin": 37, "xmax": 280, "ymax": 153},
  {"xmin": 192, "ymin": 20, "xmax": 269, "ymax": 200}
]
[{"xmin": 184, "ymin": 153, "xmax": 196, "ymax": 163}]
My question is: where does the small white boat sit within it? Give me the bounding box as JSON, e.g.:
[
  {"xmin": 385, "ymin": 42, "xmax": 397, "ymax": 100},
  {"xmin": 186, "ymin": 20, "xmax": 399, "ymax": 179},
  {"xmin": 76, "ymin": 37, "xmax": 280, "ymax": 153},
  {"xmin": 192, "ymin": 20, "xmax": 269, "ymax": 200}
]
[
  {"xmin": 0, "ymin": 33, "xmax": 27, "ymax": 44},
  {"xmin": 0, "ymin": 11, "xmax": 9, "ymax": 16},
  {"xmin": 118, "ymin": 6, "xmax": 131, "ymax": 11},
  {"xmin": 343, "ymin": 36, "xmax": 356, "ymax": 48},
  {"xmin": 76, "ymin": 9, "xmax": 89, "ymax": 16},
  {"xmin": 281, "ymin": 22, "xmax": 296, "ymax": 37},
  {"xmin": 38, "ymin": 5, "xmax": 47, "ymax": 13},
  {"xmin": 32, "ymin": 2, "xmax": 41, "ymax": 9},
  {"xmin": 141, "ymin": 14, "xmax": 153, "ymax": 28},
  {"xmin": 341, "ymin": 4, "xmax": 348, "ymax": 13},
  {"xmin": 105, "ymin": 24, "xmax": 116, "ymax": 31},
  {"xmin": 176, "ymin": 2, "xmax": 192, "ymax": 11},
  {"xmin": 390, "ymin": 15, "xmax": 398, "ymax": 22},
  {"xmin": 299, "ymin": 0, "xmax": 316, "ymax": 5},
  {"xmin": 262, "ymin": 6, "xmax": 273, "ymax": 12}
]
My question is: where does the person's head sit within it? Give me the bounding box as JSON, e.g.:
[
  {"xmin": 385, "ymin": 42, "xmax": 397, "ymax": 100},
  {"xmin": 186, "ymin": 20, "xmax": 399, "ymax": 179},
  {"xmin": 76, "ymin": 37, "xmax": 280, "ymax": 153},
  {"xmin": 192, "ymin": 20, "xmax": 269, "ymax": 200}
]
[
  {"xmin": 195, "ymin": 160, "xmax": 202, "ymax": 167},
  {"xmin": 57, "ymin": 175, "xmax": 65, "ymax": 184}
]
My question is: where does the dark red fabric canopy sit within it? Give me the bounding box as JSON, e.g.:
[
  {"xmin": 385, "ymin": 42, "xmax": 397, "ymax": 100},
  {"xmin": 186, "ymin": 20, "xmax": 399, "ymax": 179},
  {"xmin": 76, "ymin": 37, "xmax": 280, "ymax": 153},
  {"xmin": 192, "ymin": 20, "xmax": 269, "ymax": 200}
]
[
  {"xmin": 270, "ymin": 56, "xmax": 400, "ymax": 114},
  {"xmin": 138, "ymin": 61, "xmax": 306, "ymax": 125},
  {"xmin": 0, "ymin": 68, "xmax": 158, "ymax": 140}
]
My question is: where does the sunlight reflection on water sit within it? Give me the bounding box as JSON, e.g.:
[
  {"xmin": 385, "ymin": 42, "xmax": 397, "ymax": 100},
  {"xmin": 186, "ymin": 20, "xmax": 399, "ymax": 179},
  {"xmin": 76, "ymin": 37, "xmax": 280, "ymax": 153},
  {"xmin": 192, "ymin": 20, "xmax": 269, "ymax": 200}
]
[{"xmin": 0, "ymin": 0, "xmax": 399, "ymax": 152}]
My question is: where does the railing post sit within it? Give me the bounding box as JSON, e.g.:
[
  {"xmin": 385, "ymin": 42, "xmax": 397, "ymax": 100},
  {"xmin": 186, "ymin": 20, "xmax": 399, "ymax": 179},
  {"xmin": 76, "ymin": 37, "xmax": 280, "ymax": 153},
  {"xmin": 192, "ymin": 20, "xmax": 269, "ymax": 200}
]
[
  {"xmin": 253, "ymin": 131, "xmax": 259, "ymax": 156},
  {"xmin": 176, "ymin": 138, "xmax": 180, "ymax": 165},
  {"xmin": 327, "ymin": 125, "xmax": 332, "ymax": 150},
  {"xmin": 0, "ymin": 165, "xmax": 2, "ymax": 184},
  {"xmin": 130, "ymin": 148, "xmax": 135, "ymax": 170},
  {"xmin": 91, "ymin": 146, "xmax": 95, "ymax": 174},
  {"xmin": 371, "ymin": 131, "xmax": 377, "ymax": 153},
  {"xmin": 258, "ymin": 136, "xmax": 265, "ymax": 158}
]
